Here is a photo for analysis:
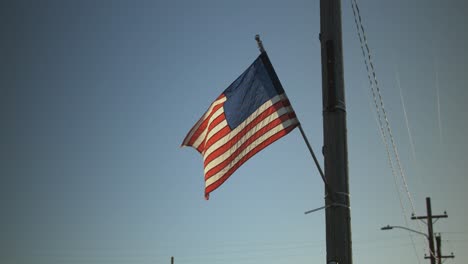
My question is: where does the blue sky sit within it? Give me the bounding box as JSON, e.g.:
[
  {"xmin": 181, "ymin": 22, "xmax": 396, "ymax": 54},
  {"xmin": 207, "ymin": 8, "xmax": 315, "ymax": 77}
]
[{"xmin": 1, "ymin": 0, "xmax": 467, "ymax": 263}]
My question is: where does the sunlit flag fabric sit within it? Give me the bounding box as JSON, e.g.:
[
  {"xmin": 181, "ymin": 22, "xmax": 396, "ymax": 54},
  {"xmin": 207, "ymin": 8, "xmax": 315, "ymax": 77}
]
[{"xmin": 182, "ymin": 53, "xmax": 299, "ymax": 199}]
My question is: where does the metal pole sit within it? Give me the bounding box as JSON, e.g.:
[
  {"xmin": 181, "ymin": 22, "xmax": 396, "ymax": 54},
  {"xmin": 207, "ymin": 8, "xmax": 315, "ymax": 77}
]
[
  {"xmin": 255, "ymin": 35, "xmax": 332, "ymax": 195},
  {"xmin": 320, "ymin": 0, "xmax": 352, "ymax": 264},
  {"xmin": 380, "ymin": 225, "xmax": 429, "ymax": 238},
  {"xmin": 298, "ymin": 124, "xmax": 332, "ymax": 194},
  {"xmin": 427, "ymin": 197, "xmax": 436, "ymax": 264}
]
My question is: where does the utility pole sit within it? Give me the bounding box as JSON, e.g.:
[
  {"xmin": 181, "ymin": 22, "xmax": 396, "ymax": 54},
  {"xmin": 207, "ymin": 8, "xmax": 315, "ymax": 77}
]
[
  {"xmin": 435, "ymin": 234, "xmax": 455, "ymax": 264},
  {"xmin": 411, "ymin": 197, "xmax": 448, "ymax": 264},
  {"xmin": 320, "ymin": 0, "xmax": 352, "ymax": 264},
  {"xmin": 436, "ymin": 234, "xmax": 441, "ymax": 264},
  {"xmin": 171, "ymin": 256, "xmax": 174, "ymax": 264}
]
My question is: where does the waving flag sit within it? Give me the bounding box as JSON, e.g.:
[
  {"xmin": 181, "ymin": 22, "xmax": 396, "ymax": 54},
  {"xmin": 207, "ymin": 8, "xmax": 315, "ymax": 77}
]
[{"xmin": 182, "ymin": 52, "xmax": 299, "ymax": 199}]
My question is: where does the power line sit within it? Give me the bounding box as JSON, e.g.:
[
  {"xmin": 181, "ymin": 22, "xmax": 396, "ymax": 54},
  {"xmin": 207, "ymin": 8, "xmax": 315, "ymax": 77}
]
[{"xmin": 349, "ymin": 0, "xmax": 423, "ymax": 263}]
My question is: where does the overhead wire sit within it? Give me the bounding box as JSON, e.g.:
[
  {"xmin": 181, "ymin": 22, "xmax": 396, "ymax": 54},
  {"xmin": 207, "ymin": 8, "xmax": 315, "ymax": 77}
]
[
  {"xmin": 349, "ymin": 0, "xmax": 433, "ymax": 262},
  {"xmin": 351, "ymin": 0, "xmax": 417, "ymax": 215},
  {"xmin": 170, "ymin": 236, "xmax": 418, "ymax": 263}
]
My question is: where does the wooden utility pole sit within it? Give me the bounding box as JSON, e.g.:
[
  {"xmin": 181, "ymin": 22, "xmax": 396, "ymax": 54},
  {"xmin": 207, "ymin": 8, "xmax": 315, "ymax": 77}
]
[
  {"xmin": 436, "ymin": 235, "xmax": 441, "ymax": 264},
  {"xmin": 411, "ymin": 197, "xmax": 448, "ymax": 264},
  {"xmin": 320, "ymin": 0, "xmax": 352, "ymax": 264},
  {"xmin": 435, "ymin": 234, "xmax": 455, "ymax": 264}
]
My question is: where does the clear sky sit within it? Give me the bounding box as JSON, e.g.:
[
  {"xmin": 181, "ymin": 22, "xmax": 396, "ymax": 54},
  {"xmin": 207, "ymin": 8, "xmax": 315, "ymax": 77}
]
[{"xmin": 1, "ymin": 0, "xmax": 467, "ymax": 263}]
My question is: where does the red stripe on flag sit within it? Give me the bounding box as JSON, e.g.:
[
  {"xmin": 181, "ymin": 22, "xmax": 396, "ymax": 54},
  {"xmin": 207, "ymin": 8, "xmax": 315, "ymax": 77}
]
[
  {"xmin": 204, "ymin": 124, "xmax": 297, "ymax": 198},
  {"xmin": 201, "ymin": 125, "xmax": 231, "ymax": 155},
  {"xmin": 207, "ymin": 112, "xmax": 226, "ymax": 131},
  {"xmin": 203, "ymin": 100, "xmax": 288, "ymax": 165},
  {"xmin": 182, "ymin": 94, "xmax": 224, "ymax": 146},
  {"xmin": 185, "ymin": 99, "xmax": 225, "ymax": 147},
  {"xmin": 195, "ymin": 113, "xmax": 227, "ymax": 153},
  {"xmin": 204, "ymin": 114, "xmax": 295, "ymax": 179}
]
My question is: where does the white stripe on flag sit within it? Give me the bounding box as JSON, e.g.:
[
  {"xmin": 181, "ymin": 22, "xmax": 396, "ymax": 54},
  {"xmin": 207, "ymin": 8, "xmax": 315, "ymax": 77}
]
[
  {"xmin": 205, "ymin": 117, "xmax": 298, "ymax": 187},
  {"xmin": 192, "ymin": 105, "xmax": 225, "ymax": 149},
  {"xmin": 203, "ymin": 94, "xmax": 287, "ymax": 158},
  {"xmin": 203, "ymin": 119, "xmax": 228, "ymax": 152},
  {"xmin": 183, "ymin": 96, "xmax": 226, "ymax": 146},
  {"xmin": 203, "ymin": 104, "xmax": 295, "ymax": 174}
]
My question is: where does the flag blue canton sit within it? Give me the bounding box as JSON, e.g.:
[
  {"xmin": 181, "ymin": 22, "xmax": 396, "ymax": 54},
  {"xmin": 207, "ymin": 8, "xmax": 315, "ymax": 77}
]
[{"xmin": 223, "ymin": 55, "xmax": 286, "ymax": 129}]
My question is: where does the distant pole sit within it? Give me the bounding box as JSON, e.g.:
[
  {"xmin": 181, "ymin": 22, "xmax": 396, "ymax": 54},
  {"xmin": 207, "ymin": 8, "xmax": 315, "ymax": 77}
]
[
  {"xmin": 436, "ymin": 234, "xmax": 442, "ymax": 264},
  {"xmin": 411, "ymin": 197, "xmax": 450, "ymax": 264},
  {"xmin": 435, "ymin": 233, "xmax": 455, "ymax": 263},
  {"xmin": 426, "ymin": 198, "xmax": 436, "ymax": 264},
  {"xmin": 171, "ymin": 256, "xmax": 174, "ymax": 264},
  {"xmin": 411, "ymin": 197, "xmax": 437, "ymax": 264},
  {"xmin": 320, "ymin": 0, "xmax": 353, "ymax": 264}
]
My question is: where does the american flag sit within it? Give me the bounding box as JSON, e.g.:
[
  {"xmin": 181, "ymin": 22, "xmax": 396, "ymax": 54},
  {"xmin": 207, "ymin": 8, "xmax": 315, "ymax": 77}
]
[{"xmin": 182, "ymin": 53, "xmax": 299, "ymax": 199}]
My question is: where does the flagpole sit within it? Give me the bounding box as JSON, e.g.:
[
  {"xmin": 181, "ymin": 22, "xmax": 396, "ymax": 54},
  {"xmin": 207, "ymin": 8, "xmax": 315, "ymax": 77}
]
[
  {"xmin": 297, "ymin": 124, "xmax": 331, "ymax": 191},
  {"xmin": 255, "ymin": 35, "xmax": 332, "ymax": 195},
  {"xmin": 320, "ymin": 0, "xmax": 353, "ymax": 264},
  {"xmin": 255, "ymin": 34, "xmax": 265, "ymax": 53}
]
